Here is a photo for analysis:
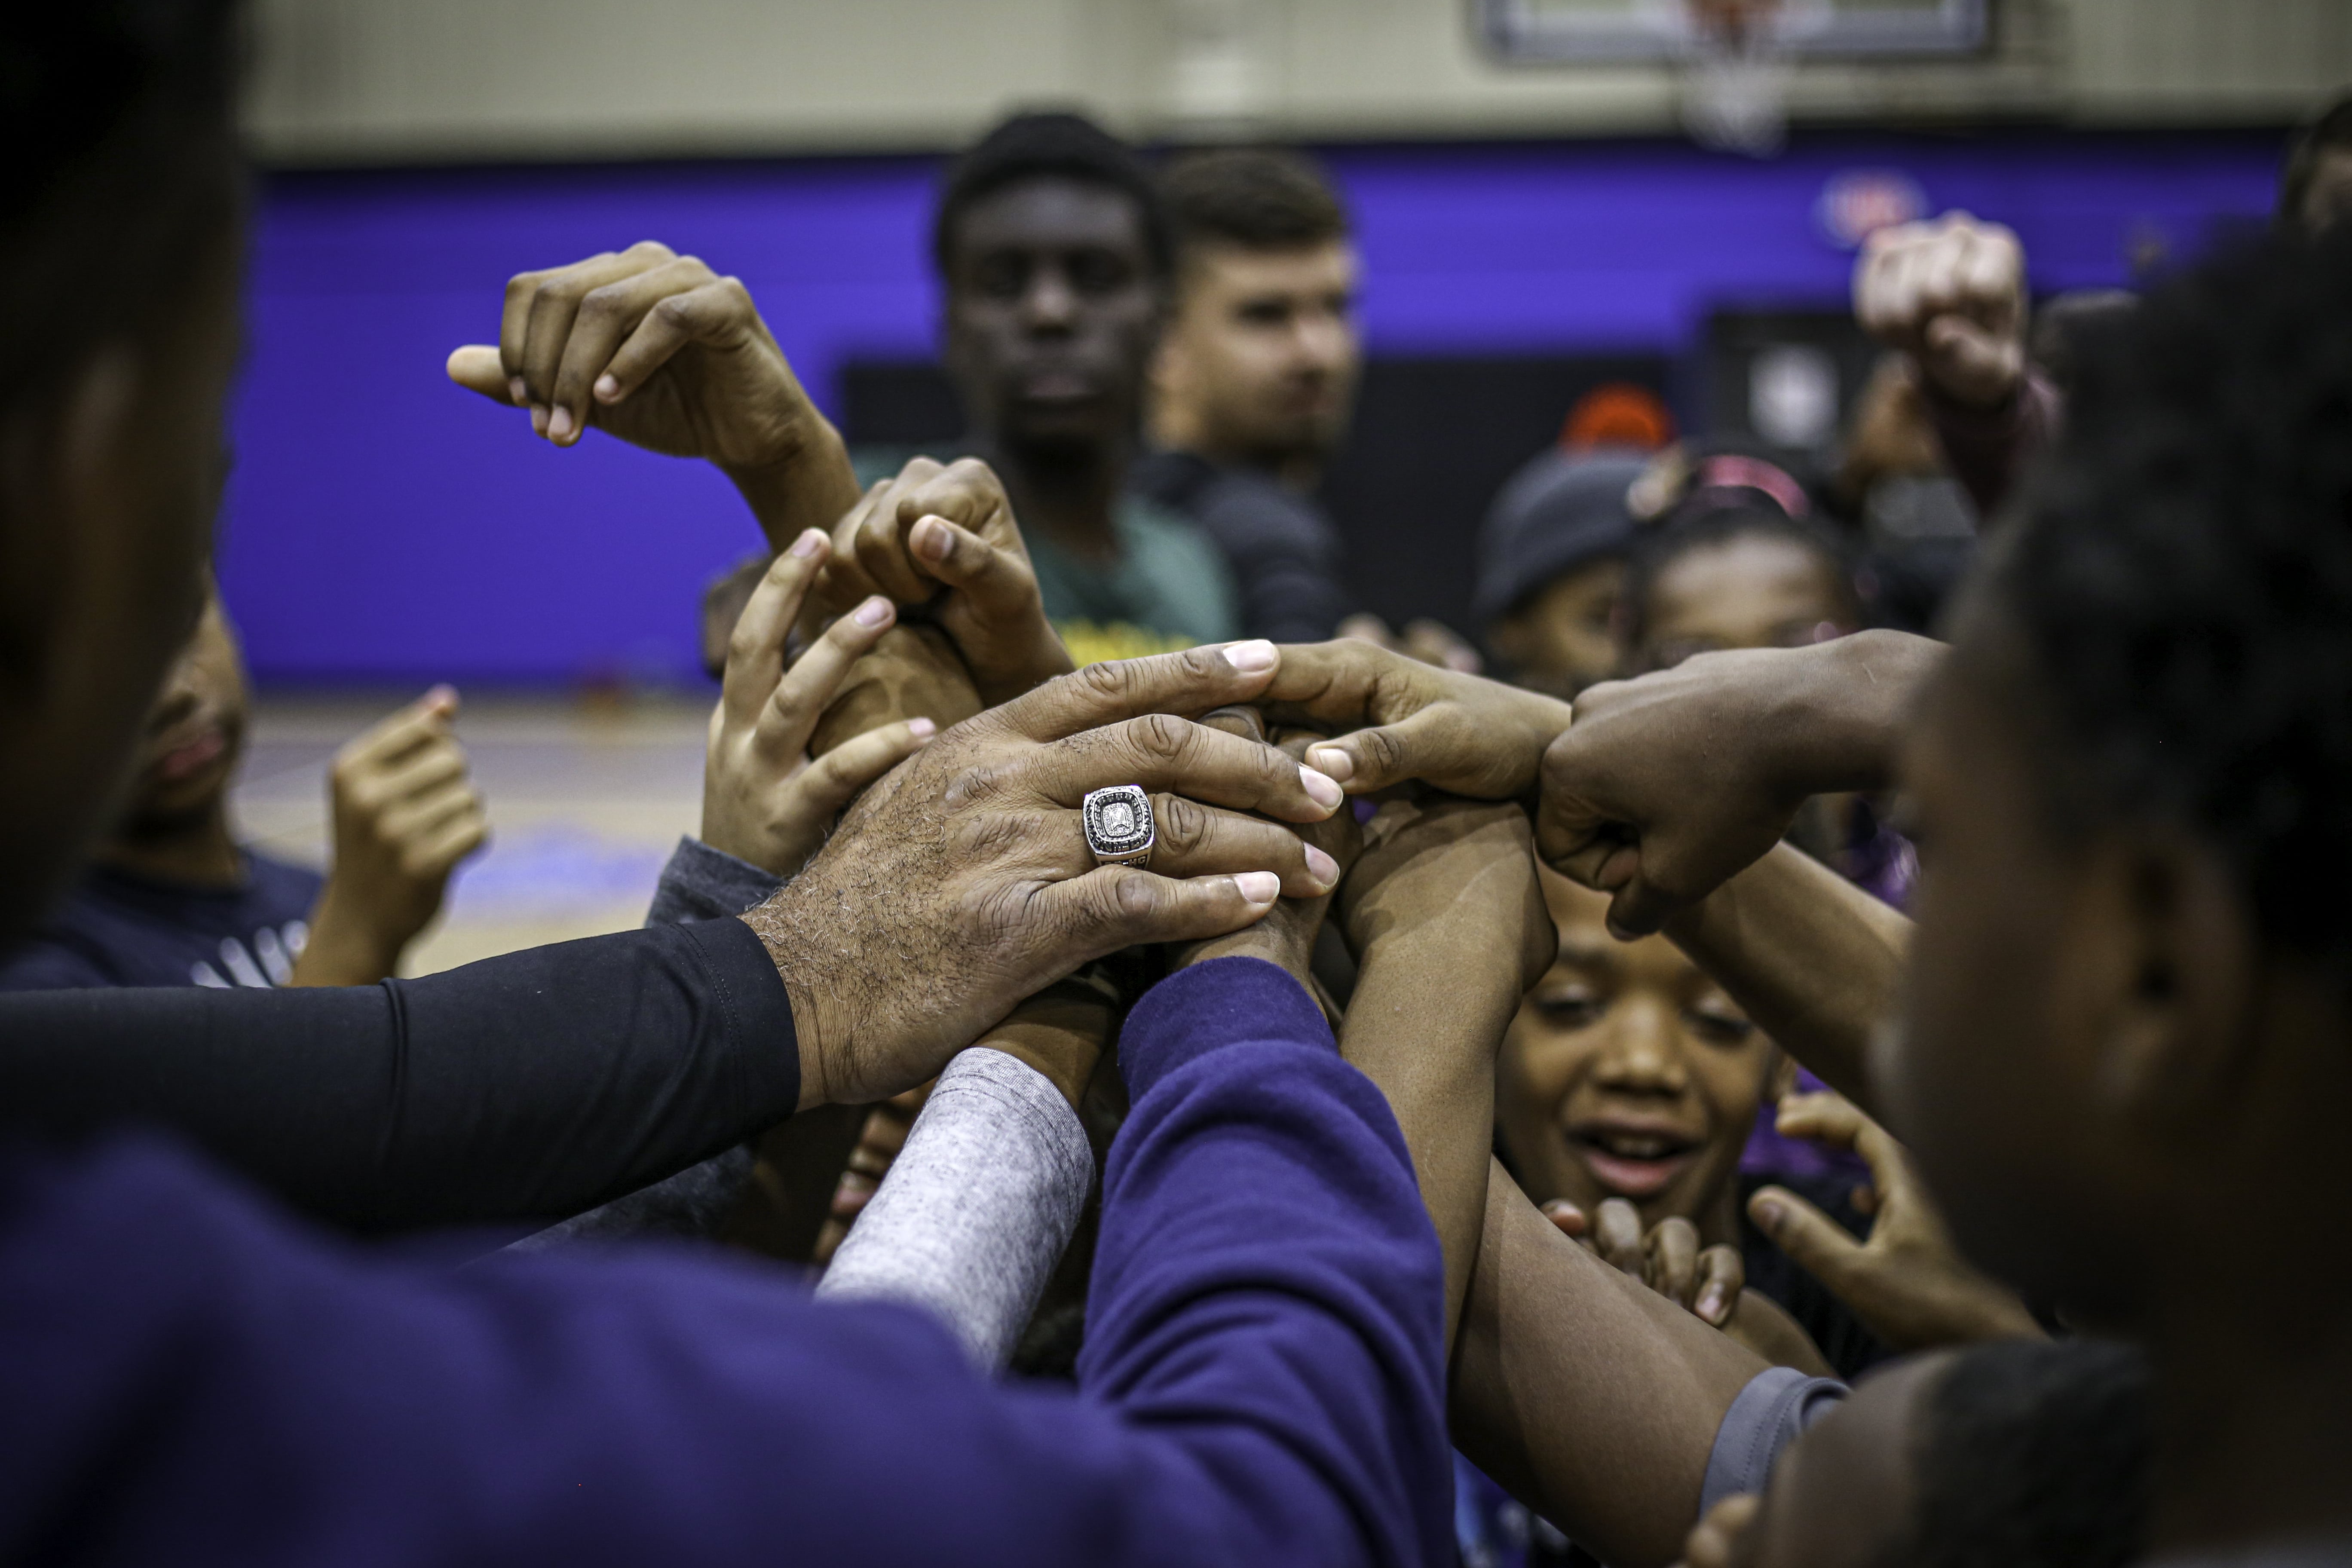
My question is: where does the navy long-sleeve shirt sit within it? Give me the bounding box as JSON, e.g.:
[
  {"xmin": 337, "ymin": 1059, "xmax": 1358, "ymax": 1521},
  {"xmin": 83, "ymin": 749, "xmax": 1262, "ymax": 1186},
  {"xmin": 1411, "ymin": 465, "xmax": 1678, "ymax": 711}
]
[{"xmin": 0, "ymin": 955, "xmax": 1451, "ymax": 1566}]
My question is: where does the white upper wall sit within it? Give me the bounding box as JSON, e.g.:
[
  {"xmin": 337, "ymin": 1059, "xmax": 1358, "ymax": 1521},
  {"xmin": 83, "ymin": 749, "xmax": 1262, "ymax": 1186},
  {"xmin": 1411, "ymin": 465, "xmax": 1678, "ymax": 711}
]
[{"xmin": 242, "ymin": 0, "xmax": 2352, "ymax": 165}]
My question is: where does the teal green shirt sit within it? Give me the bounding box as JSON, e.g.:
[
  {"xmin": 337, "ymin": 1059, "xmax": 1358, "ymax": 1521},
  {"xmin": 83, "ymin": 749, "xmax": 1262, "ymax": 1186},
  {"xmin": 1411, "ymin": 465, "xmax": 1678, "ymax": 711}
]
[{"xmin": 852, "ymin": 447, "xmax": 1240, "ymax": 665}]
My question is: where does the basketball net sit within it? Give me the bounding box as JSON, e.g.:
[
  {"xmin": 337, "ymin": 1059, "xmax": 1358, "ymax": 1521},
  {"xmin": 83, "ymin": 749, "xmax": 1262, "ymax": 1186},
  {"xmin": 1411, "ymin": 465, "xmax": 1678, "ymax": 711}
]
[{"xmin": 1678, "ymin": 0, "xmax": 1792, "ymax": 158}]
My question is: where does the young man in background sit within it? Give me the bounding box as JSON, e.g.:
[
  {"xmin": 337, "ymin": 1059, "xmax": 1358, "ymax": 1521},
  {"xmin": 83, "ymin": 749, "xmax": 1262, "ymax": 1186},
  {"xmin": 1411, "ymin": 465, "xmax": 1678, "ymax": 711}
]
[
  {"xmin": 927, "ymin": 112, "xmax": 1239, "ymax": 664},
  {"xmin": 1135, "ymin": 147, "xmax": 1362, "ymax": 644},
  {"xmin": 0, "ymin": 580, "xmax": 486, "ymax": 989}
]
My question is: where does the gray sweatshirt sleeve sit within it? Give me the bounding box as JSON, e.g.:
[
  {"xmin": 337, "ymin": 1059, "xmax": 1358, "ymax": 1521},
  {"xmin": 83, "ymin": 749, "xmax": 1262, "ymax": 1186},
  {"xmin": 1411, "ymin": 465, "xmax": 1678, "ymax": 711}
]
[
  {"xmin": 814, "ymin": 1047, "xmax": 1096, "ymax": 1371},
  {"xmin": 1700, "ymin": 1365, "xmax": 1850, "ymax": 1514},
  {"xmin": 504, "ymin": 839, "xmax": 789, "ymax": 1253}
]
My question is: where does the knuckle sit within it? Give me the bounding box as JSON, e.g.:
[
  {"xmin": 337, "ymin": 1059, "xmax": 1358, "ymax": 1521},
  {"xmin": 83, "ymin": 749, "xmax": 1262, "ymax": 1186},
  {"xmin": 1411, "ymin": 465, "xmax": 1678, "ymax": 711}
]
[
  {"xmin": 1154, "ymin": 794, "xmax": 1209, "ymax": 854},
  {"xmin": 1077, "ymin": 658, "xmax": 1138, "ymax": 707},
  {"xmin": 1129, "ymin": 711, "xmax": 1191, "ymax": 762},
  {"xmin": 625, "ymin": 239, "xmax": 674, "ymax": 259},
  {"xmin": 576, "ymin": 282, "xmax": 628, "ymax": 322}
]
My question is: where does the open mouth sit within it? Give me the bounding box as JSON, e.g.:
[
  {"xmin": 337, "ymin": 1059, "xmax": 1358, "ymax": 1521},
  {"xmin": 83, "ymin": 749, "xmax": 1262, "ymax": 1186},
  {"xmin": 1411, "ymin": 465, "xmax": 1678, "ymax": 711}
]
[{"xmin": 1566, "ymin": 1123, "xmax": 1702, "ymax": 1200}]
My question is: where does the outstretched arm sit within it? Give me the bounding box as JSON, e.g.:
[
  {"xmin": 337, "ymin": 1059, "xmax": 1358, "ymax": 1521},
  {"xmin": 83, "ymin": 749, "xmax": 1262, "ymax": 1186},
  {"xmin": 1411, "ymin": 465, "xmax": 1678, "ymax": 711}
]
[
  {"xmin": 1660, "ymin": 842, "xmax": 1911, "ymax": 1115},
  {"xmin": 1451, "ymin": 1165, "xmax": 1773, "ymax": 1568},
  {"xmin": 1335, "ymin": 794, "xmax": 1553, "ymax": 1345}
]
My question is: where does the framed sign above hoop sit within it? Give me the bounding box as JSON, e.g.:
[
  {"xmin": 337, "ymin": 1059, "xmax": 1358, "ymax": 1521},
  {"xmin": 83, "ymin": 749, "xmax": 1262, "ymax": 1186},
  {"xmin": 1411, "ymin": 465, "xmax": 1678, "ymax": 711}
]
[{"xmin": 1476, "ymin": 0, "xmax": 1987, "ymax": 64}]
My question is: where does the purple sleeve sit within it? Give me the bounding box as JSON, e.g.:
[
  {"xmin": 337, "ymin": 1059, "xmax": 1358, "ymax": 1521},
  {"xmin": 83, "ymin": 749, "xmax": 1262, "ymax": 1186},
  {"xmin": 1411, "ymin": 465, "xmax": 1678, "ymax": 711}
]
[
  {"xmin": 0, "ymin": 957, "xmax": 1451, "ymax": 1568},
  {"xmin": 1922, "ymin": 368, "xmax": 2063, "ymax": 520},
  {"xmin": 1079, "ymin": 956, "xmax": 1455, "ymax": 1567}
]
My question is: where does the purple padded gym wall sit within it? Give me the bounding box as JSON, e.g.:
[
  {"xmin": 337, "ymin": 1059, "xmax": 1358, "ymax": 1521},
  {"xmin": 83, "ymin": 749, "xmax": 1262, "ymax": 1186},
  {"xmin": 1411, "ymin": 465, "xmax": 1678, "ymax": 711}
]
[{"xmin": 220, "ymin": 129, "xmax": 2280, "ymax": 686}]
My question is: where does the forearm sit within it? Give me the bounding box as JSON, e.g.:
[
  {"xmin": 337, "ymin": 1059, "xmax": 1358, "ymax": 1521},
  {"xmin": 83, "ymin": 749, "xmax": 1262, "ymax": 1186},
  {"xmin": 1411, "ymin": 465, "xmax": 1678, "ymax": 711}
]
[
  {"xmin": 1340, "ymin": 926, "xmax": 1525, "ymax": 1348},
  {"xmin": 1662, "ymin": 842, "xmax": 1910, "ymax": 1113},
  {"xmin": 0, "ymin": 920, "xmax": 799, "ymax": 1232},
  {"xmin": 720, "ymin": 413, "xmax": 863, "ymax": 557},
  {"xmin": 1921, "ymin": 368, "xmax": 2062, "ymax": 520},
  {"xmin": 1761, "ymin": 630, "xmax": 1943, "ymax": 799},
  {"xmin": 286, "ymin": 879, "xmax": 403, "ymax": 987},
  {"xmin": 1450, "ymin": 1164, "xmax": 1768, "ymax": 1568}
]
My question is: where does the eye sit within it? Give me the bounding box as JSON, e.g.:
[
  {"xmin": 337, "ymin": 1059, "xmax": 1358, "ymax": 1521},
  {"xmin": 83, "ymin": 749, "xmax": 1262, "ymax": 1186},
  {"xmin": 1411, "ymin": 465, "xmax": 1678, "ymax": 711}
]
[
  {"xmin": 1068, "ymin": 250, "xmax": 1133, "ymax": 295},
  {"xmin": 1685, "ymin": 1004, "xmax": 1755, "ymax": 1046},
  {"xmin": 1533, "ymin": 986, "xmax": 1605, "ymax": 1029},
  {"xmin": 1236, "ymin": 299, "xmax": 1289, "ymax": 328},
  {"xmin": 972, "ymin": 254, "xmax": 1027, "ymax": 300}
]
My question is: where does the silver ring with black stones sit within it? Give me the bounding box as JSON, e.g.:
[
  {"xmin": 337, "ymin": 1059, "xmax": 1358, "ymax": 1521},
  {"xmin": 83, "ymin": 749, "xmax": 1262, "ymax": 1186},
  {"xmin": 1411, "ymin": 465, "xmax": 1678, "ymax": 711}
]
[{"xmin": 1081, "ymin": 785, "xmax": 1155, "ymax": 869}]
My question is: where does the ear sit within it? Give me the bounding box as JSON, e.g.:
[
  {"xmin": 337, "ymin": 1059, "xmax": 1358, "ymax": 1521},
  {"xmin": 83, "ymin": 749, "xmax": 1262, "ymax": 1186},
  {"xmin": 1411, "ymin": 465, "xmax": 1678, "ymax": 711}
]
[{"xmin": 2072, "ymin": 827, "xmax": 2258, "ymax": 1148}]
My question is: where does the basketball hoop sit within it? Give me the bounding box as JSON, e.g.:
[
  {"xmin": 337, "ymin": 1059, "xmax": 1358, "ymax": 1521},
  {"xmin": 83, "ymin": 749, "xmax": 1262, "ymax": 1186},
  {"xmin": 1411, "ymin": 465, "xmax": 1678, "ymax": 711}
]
[{"xmin": 1678, "ymin": 0, "xmax": 1792, "ymax": 158}]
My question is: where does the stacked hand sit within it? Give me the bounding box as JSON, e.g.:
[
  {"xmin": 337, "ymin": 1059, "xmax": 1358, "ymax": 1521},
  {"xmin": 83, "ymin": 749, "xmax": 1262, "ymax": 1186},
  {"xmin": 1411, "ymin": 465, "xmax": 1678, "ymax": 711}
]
[
  {"xmin": 1173, "ymin": 712, "xmax": 1363, "ymax": 994},
  {"xmin": 292, "ymin": 689, "xmax": 488, "ymax": 986},
  {"xmin": 1259, "ymin": 639, "xmax": 1574, "ymax": 801},
  {"xmin": 816, "ymin": 457, "xmax": 1074, "ymax": 705},
  {"xmin": 1751, "ymin": 1092, "xmax": 2043, "ymax": 1351},
  {"xmin": 701, "ymin": 528, "xmax": 939, "ymax": 879},
  {"xmin": 1854, "ymin": 211, "xmax": 2029, "ymax": 410},
  {"xmin": 744, "ymin": 642, "xmax": 1348, "ymax": 1109}
]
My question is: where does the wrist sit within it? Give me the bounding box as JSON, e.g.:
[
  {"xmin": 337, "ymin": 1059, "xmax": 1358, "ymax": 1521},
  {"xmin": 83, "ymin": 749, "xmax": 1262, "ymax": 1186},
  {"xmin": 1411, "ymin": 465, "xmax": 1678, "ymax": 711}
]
[
  {"xmin": 720, "ymin": 415, "xmax": 860, "ymax": 549},
  {"xmin": 290, "ymin": 884, "xmax": 403, "ymax": 986},
  {"xmin": 1767, "ymin": 631, "xmax": 1939, "ymax": 799},
  {"xmin": 738, "ymin": 894, "xmax": 843, "ymax": 1112}
]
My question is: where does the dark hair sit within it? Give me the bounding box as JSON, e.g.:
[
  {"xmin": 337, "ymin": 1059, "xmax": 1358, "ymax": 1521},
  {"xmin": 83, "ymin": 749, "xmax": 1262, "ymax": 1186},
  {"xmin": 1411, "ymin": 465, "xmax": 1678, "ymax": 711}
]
[
  {"xmin": 1160, "ymin": 146, "xmax": 1348, "ymax": 259},
  {"xmin": 1893, "ymin": 1339, "xmax": 2149, "ymax": 1568},
  {"xmin": 1988, "ymin": 224, "xmax": 2352, "ymax": 959},
  {"xmin": 1619, "ymin": 502, "xmax": 1858, "ymax": 655},
  {"xmin": 0, "ymin": 3, "xmax": 243, "ymax": 428},
  {"xmin": 931, "ymin": 110, "xmax": 1172, "ymax": 280},
  {"xmin": 2279, "ymin": 93, "xmax": 2352, "ymax": 225}
]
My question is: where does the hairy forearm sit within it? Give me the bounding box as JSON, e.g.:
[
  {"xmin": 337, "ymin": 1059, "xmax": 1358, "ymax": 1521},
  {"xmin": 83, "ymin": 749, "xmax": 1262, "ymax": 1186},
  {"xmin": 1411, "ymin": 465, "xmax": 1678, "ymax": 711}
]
[
  {"xmin": 1451, "ymin": 1164, "xmax": 1768, "ymax": 1568},
  {"xmin": 721, "ymin": 414, "xmax": 863, "ymax": 557},
  {"xmin": 1339, "ymin": 926, "xmax": 1525, "ymax": 1347},
  {"xmin": 1663, "ymin": 842, "xmax": 1911, "ymax": 1114}
]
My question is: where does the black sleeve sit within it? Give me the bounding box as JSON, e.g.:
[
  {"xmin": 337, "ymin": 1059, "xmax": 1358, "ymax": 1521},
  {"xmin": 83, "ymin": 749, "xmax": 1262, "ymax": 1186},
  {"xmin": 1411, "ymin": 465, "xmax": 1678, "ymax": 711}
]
[
  {"xmin": 1191, "ymin": 477, "xmax": 1356, "ymax": 645},
  {"xmin": 0, "ymin": 919, "xmax": 799, "ymax": 1234}
]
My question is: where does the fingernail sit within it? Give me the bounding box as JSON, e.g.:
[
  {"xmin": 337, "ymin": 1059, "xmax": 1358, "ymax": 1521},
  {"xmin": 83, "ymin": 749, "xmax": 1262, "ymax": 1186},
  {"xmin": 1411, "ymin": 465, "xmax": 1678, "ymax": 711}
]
[
  {"xmin": 908, "ymin": 717, "xmax": 937, "ymax": 739},
  {"xmin": 790, "ymin": 528, "xmax": 827, "ymax": 560},
  {"xmin": 593, "ymin": 373, "xmax": 620, "ymax": 401},
  {"xmin": 1299, "ymin": 766, "xmax": 1343, "ymax": 812},
  {"xmin": 1753, "ymin": 1198, "xmax": 1783, "ymax": 1233},
  {"xmin": 1234, "ymin": 871, "xmax": 1281, "ymax": 905},
  {"xmin": 530, "ymin": 403, "xmax": 549, "ymax": 436},
  {"xmin": 1698, "ymin": 1286, "xmax": 1727, "ymax": 1322},
  {"xmin": 854, "ymin": 596, "xmax": 893, "ymax": 628},
  {"xmin": 1224, "ymin": 639, "xmax": 1277, "ymax": 674},
  {"xmin": 1303, "ymin": 843, "xmax": 1339, "ymax": 886},
  {"xmin": 1307, "ymin": 744, "xmax": 1355, "ymax": 784},
  {"xmin": 426, "ymin": 683, "xmax": 457, "ymax": 707},
  {"xmin": 507, "ymin": 377, "xmax": 528, "ymax": 406},
  {"xmin": 912, "ymin": 517, "xmax": 950, "ymax": 561},
  {"xmin": 548, "ymin": 405, "xmax": 574, "ymax": 442}
]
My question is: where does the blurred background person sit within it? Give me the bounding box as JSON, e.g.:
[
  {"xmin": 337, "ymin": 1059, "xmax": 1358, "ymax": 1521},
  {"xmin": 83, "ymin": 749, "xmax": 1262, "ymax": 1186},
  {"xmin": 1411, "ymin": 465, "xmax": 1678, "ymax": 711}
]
[
  {"xmin": 1136, "ymin": 146, "xmax": 1360, "ymax": 644},
  {"xmin": 1473, "ymin": 384, "xmax": 1678, "ymax": 698},
  {"xmin": 924, "ymin": 111, "xmax": 1237, "ymax": 665},
  {"xmin": 0, "ymin": 581, "xmax": 485, "ymax": 991}
]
